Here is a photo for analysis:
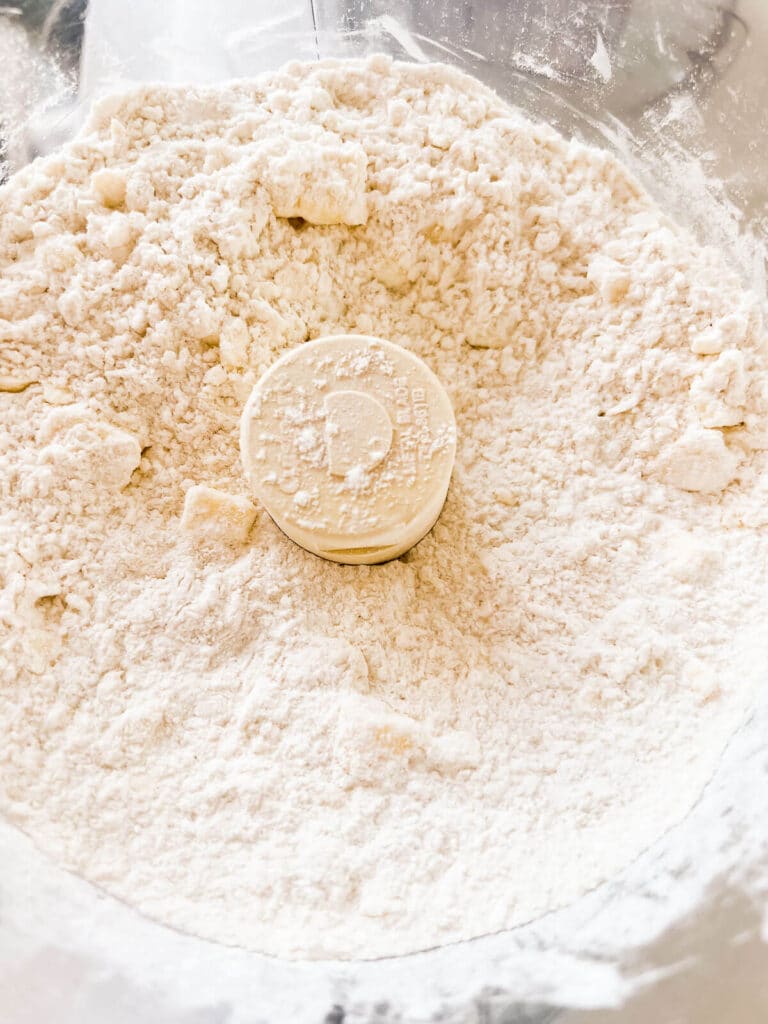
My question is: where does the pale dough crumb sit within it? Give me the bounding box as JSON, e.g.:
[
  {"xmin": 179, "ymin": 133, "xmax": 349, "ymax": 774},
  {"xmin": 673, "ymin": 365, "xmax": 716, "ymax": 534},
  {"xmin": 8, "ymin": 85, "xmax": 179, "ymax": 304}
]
[{"xmin": 92, "ymin": 167, "xmax": 127, "ymax": 208}]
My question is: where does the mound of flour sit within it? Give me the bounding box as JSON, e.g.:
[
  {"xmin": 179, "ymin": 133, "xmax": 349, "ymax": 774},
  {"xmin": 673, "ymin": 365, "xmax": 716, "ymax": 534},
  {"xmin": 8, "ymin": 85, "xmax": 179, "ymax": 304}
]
[{"xmin": 1, "ymin": 56, "xmax": 767, "ymax": 960}]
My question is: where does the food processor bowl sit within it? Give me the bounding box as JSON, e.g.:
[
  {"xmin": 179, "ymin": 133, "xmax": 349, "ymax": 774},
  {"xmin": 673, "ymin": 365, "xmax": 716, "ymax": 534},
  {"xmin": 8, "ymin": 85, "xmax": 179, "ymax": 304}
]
[{"xmin": 1, "ymin": 3, "xmax": 766, "ymax": 1022}]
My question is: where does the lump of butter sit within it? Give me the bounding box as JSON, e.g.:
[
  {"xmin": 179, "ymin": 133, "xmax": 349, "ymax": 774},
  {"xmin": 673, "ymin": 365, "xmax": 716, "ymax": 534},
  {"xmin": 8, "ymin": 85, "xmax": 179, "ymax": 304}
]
[
  {"xmin": 255, "ymin": 133, "xmax": 368, "ymax": 226},
  {"xmin": 181, "ymin": 484, "xmax": 257, "ymax": 544},
  {"xmin": 660, "ymin": 427, "xmax": 739, "ymax": 494}
]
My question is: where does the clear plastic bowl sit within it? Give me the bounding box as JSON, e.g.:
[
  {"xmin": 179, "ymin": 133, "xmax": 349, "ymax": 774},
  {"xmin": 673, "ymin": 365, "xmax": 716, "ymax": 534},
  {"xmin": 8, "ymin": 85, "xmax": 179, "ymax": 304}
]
[{"xmin": 1, "ymin": 3, "xmax": 766, "ymax": 1023}]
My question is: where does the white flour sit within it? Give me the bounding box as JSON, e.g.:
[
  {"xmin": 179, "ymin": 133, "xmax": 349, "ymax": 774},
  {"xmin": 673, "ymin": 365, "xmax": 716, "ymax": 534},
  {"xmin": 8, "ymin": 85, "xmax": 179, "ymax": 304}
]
[{"xmin": 1, "ymin": 56, "xmax": 767, "ymax": 961}]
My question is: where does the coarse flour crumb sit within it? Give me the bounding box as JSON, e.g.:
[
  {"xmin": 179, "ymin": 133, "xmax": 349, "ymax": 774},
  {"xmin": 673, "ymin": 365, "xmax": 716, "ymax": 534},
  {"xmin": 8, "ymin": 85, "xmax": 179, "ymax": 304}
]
[{"xmin": 1, "ymin": 57, "xmax": 767, "ymax": 959}]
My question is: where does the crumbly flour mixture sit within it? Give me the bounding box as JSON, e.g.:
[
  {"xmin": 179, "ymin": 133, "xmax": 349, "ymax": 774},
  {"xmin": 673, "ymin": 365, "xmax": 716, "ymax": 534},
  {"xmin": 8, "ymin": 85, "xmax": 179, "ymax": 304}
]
[{"xmin": 1, "ymin": 57, "xmax": 767, "ymax": 960}]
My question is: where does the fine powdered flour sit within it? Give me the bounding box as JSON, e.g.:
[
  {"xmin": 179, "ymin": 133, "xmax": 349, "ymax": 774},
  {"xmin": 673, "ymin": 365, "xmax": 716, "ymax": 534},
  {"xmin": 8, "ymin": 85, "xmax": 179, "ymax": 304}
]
[{"xmin": 1, "ymin": 57, "xmax": 767, "ymax": 960}]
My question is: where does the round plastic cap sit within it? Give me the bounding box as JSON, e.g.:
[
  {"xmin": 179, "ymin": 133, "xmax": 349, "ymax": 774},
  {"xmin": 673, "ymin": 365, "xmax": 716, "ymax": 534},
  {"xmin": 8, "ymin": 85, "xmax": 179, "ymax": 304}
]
[{"xmin": 239, "ymin": 334, "xmax": 457, "ymax": 564}]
